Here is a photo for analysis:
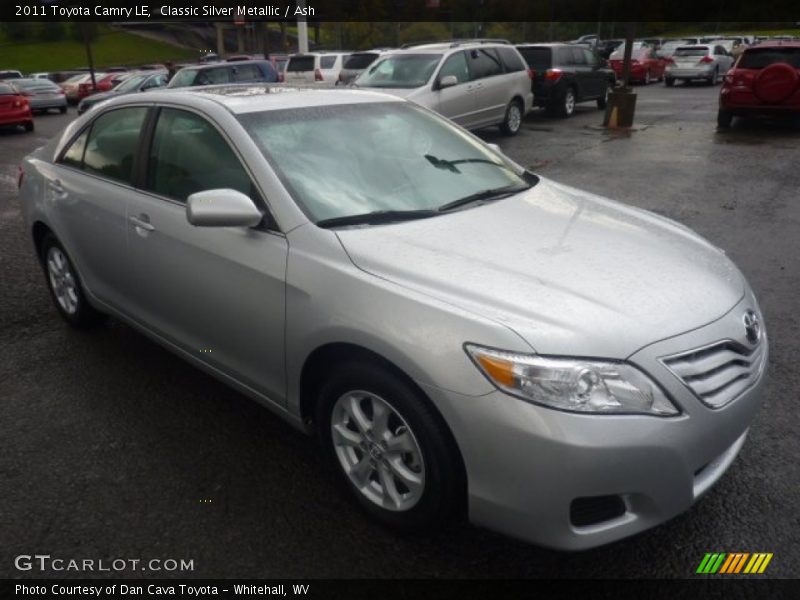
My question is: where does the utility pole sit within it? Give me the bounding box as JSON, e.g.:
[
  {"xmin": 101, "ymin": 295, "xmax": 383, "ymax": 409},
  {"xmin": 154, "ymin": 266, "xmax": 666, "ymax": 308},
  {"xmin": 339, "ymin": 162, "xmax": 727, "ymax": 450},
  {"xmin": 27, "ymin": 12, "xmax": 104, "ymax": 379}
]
[
  {"xmin": 297, "ymin": 0, "xmax": 309, "ymax": 53},
  {"xmin": 603, "ymin": 22, "xmax": 637, "ymax": 128},
  {"xmin": 81, "ymin": 23, "xmax": 97, "ymax": 91}
]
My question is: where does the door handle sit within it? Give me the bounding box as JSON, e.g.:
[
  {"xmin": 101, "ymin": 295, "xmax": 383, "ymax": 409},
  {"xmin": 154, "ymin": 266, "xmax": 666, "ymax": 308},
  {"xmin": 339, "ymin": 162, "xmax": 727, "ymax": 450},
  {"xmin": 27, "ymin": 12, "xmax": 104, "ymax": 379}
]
[
  {"xmin": 129, "ymin": 215, "xmax": 155, "ymax": 232},
  {"xmin": 47, "ymin": 179, "xmax": 66, "ymax": 196}
]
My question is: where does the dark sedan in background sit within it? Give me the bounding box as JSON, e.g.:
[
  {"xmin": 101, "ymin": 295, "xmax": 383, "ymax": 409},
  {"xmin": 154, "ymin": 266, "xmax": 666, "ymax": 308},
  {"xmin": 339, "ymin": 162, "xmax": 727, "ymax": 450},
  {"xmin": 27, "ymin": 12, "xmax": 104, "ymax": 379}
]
[{"xmin": 78, "ymin": 71, "xmax": 168, "ymax": 115}]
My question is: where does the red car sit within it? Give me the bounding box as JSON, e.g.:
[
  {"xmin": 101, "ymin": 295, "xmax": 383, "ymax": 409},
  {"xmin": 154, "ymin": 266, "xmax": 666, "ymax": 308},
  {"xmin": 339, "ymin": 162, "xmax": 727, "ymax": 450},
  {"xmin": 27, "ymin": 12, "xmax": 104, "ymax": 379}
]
[
  {"xmin": 718, "ymin": 42, "xmax": 800, "ymax": 128},
  {"xmin": 0, "ymin": 82, "xmax": 33, "ymax": 132},
  {"xmin": 609, "ymin": 44, "xmax": 668, "ymax": 84},
  {"xmin": 95, "ymin": 71, "xmax": 129, "ymax": 92}
]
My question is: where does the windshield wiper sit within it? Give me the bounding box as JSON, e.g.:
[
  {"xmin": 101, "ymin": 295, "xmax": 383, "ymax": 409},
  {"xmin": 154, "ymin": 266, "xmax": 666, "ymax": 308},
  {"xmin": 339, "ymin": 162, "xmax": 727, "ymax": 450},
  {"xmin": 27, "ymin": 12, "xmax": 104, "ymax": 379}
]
[
  {"xmin": 316, "ymin": 209, "xmax": 439, "ymax": 229},
  {"xmin": 424, "ymin": 154, "xmax": 518, "ymax": 175},
  {"xmin": 437, "ymin": 185, "xmax": 530, "ymax": 213}
]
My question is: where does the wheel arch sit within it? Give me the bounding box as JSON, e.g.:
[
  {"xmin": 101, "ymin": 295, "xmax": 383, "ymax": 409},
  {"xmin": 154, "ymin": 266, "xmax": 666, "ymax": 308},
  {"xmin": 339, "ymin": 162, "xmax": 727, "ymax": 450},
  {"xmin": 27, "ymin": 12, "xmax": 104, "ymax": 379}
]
[{"xmin": 299, "ymin": 341, "xmax": 469, "ymax": 510}]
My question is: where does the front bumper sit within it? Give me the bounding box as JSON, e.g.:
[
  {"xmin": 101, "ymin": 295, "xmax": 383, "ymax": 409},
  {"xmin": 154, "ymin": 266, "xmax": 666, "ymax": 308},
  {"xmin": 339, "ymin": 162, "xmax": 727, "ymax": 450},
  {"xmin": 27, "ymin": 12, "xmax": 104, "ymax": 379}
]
[{"xmin": 420, "ymin": 297, "xmax": 767, "ymax": 550}]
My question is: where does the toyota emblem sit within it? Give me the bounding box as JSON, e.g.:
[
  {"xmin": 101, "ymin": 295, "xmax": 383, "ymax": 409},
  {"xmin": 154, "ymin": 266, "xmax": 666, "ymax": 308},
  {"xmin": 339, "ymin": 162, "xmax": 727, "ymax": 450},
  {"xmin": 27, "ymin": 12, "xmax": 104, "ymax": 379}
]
[{"xmin": 743, "ymin": 310, "xmax": 761, "ymax": 345}]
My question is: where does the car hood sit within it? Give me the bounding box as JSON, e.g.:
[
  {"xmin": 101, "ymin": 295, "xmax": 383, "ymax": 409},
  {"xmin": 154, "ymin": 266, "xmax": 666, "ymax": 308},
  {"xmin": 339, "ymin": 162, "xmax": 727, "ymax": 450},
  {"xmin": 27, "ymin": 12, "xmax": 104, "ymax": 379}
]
[{"xmin": 335, "ymin": 177, "xmax": 745, "ymax": 358}]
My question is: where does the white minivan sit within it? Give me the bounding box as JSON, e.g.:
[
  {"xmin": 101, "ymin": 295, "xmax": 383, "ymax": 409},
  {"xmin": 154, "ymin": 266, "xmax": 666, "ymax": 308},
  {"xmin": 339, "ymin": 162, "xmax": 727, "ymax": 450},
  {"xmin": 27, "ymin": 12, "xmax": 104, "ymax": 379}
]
[{"xmin": 284, "ymin": 52, "xmax": 350, "ymax": 83}]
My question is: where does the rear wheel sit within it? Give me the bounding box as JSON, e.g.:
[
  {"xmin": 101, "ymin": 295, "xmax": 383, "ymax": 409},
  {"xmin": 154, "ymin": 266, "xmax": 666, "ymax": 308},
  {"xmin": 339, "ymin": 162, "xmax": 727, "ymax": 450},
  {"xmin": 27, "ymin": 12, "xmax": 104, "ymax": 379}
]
[
  {"xmin": 499, "ymin": 99, "xmax": 523, "ymax": 135},
  {"xmin": 59, "ymin": 106, "xmax": 67, "ymax": 114},
  {"xmin": 644, "ymin": 69, "xmax": 652, "ymax": 85},
  {"xmin": 40, "ymin": 234, "xmax": 104, "ymax": 328},
  {"xmin": 555, "ymin": 86, "xmax": 576, "ymax": 118},
  {"xmin": 717, "ymin": 109, "xmax": 733, "ymax": 129},
  {"xmin": 665, "ymin": 77, "xmax": 675, "ymax": 87},
  {"xmin": 24, "ymin": 121, "xmax": 34, "ymax": 132},
  {"xmin": 317, "ymin": 361, "xmax": 463, "ymax": 532}
]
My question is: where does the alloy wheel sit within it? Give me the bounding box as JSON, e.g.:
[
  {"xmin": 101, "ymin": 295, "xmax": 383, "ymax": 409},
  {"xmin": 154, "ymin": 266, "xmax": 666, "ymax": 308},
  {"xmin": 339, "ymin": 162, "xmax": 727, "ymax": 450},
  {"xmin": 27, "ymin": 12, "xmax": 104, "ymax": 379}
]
[
  {"xmin": 506, "ymin": 103, "xmax": 522, "ymax": 133},
  {"xmin": 564, "ymin": 89, "xmax": 575, "ymax": 115},
  {"xmin": 331, "ymin": 390, "xmax": 425, "ymax": 512},
  {"xmin": 46, "ymin": 246, "xmax": 79, "ymax": 315}
]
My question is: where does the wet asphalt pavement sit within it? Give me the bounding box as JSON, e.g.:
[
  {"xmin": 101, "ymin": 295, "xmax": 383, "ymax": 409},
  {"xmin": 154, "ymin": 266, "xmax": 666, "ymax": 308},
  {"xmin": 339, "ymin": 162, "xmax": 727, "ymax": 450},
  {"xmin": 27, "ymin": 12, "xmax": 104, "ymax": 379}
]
[{"xmin": 1, "ymin": 83, "xmax": 798, "ymax": 579}]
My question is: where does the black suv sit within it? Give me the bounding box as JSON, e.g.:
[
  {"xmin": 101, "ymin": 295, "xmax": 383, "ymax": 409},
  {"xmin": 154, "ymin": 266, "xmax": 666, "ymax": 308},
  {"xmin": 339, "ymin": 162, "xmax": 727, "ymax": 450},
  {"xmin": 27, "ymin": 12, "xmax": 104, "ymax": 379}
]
[{"xmin": 516, "ymin": 43, "xmax": 616, "ymax": 118}]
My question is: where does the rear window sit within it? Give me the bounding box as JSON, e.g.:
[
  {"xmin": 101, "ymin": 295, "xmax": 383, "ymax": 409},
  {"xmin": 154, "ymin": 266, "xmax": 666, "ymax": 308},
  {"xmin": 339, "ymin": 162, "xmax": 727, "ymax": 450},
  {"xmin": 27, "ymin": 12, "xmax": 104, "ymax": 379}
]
[
  {"xmin": 320, "ymin": 55, "xmax": 340, "ymax": 69},
  {"xmin": 674, "ymin": 48, "xmax": 709, "ymax": 57},
  {"xmin": 287, "ymin": 56, "xmax": 315, "ymax": 72},
  {"xmin": 0, "ymin": 71, "xmax": 21, "ymax": 79},
  {"xmin": 739, "ymin": 47, "xmax": 800, "ymax": 69},
  {"xmin": 344, "ymin": 53, "xmax": 379, "ymax": 69},
  {"xmin": 517, "ymin": 47, "xmax": 552, "ymax": 70},
  {"xmin": 496, "ymin": 47, "xmax": 526, "ymax": 72}
]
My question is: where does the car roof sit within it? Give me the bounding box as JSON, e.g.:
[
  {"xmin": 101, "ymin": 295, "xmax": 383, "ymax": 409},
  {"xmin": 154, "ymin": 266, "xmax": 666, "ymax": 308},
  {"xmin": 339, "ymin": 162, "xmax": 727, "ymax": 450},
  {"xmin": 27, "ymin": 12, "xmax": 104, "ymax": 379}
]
[
  {"xmin": 103, "ymin": 84, "xmax": 405, "ymax": 115},
  {"xmin": 746, "ymin": 41, "xmax": 800, "ymax": 48},
  {"xmin": 178, "ymin": 60, "xmax": 270, "ymax": 72},
  {"xmin": 392, "ymin": 41, "xmax": 508, "ymax": 53}
]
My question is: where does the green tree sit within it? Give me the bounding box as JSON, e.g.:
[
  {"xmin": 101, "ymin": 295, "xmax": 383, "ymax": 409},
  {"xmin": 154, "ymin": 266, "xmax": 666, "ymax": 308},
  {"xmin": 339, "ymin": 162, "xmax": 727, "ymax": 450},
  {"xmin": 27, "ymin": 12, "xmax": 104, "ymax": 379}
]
[
  {"xmin": 2, "ymin": 22, "xmax": 32, "ymax": 42},
  {"xmin": 40, "ymin": 22, "xmax": 65, "ymax": 42}
]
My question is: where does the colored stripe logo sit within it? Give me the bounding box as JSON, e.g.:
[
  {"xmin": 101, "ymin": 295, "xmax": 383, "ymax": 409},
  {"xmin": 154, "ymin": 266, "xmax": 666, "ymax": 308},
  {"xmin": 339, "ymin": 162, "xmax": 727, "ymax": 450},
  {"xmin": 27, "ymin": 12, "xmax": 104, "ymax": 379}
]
[{"xmin": 696, "ymin": 552, "xmax": 773, "ymax": 574}]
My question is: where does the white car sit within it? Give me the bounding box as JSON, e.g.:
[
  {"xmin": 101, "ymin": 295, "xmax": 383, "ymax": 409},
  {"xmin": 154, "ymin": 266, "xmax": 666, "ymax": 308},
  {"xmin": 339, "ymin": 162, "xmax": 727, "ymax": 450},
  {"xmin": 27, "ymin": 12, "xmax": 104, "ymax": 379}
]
[{"xmin": 284, "ymin": 52, "xmax": 351, "ymax": 84}]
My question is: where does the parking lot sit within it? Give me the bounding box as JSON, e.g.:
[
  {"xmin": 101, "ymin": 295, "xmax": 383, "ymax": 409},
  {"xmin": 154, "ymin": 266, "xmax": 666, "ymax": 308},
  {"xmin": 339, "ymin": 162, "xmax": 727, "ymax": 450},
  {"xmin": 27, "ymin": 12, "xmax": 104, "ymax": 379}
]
[{"xmin": 1, "ymin": 81, "xmax": 798, "ymax": 578}]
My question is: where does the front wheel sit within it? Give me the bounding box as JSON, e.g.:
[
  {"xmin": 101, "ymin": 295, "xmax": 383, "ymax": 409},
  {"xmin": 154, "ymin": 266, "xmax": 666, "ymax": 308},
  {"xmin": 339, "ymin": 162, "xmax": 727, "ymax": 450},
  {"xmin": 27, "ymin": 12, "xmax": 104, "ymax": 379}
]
[
  {"xmin": 40, "ymin": 234, "xmax": 104, "ymax": 328},
  {"xmin": 317, "ymin": 361, "xmax": 463, "ymax": 531},
  {"xmin": 499, "ymin": 99, "xmax": 523, "ymax": 135}
]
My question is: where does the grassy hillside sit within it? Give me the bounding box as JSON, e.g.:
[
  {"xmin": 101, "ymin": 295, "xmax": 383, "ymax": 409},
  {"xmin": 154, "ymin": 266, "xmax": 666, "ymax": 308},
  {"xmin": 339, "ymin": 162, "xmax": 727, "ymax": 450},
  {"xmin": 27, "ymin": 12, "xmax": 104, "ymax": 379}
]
[{"xmin": 0, "ymin": 28, "xmax": 198, "ymax": 72}]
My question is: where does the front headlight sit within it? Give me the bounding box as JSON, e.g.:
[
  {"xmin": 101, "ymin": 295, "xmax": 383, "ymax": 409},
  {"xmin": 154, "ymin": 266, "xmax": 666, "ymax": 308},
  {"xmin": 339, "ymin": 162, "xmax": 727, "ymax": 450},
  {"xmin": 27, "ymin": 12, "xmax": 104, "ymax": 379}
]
[{"xmin": 466, "ymin": 344, "xmax": 679, "ymax": 416}]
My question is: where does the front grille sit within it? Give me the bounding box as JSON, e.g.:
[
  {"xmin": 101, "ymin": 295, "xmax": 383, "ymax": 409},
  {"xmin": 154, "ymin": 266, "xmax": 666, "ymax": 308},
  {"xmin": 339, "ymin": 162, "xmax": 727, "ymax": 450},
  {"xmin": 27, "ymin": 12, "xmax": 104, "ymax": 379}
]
[
  {"xmin": 662, "ymin": 340, "xmax": 766, "ymax": 409},
  {"xmin": 570, "ymin": 496, "xmax": 627, "ymax": 528}
]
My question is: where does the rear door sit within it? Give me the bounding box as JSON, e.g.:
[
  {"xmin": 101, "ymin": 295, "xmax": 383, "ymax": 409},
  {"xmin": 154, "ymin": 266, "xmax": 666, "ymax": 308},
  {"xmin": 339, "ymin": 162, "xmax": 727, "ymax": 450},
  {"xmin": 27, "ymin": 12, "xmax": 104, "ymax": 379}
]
[
  {"xmin": 46, "ymin": 106, "xmax": 149, "ymax": 312},
  {"xmin": 582, "ymin": 47, "xmax": 607, "ymax": 97},
  {"xmin": 126, "ymin": 106, "xmax": 288, "ymax": 401},
  {"xmin": 466, "ymin": 47, "xmax": 508, "ymax": 126}
]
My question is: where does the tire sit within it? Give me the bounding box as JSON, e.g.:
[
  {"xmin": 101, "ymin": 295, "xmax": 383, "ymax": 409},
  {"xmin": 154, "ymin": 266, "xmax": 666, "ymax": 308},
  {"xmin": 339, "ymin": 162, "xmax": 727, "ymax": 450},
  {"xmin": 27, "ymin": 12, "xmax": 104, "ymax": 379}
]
[
  {"xmin": 717, "ymin": 109, "xmax": 733, "ymax": 129},
  {"xmin": 24, "ymin": 121, "xmax": 34, "ymax": 132},
  {"xmin": 665, "ymin": 77, "xmax": 675, "ymax": 87},
  {"xmin": 708, "ymin": 68, "xmax": 718, "ymax": 86},
  {"xmin": 555, "ymin": 86, "xmax": 576, "ymax": 118},
  {"xmin": 40, "ymin": 233, "xmax": 104, "ymax": 328},
  {"xmin": 597, "ymin": 82, "xmax": 612, "ymax": 109},
  {"xmin": 499, "ymin": 99, "xmax": 523, "ymax": 136},
  {"xmin": 644, "ymin": 69, "xmax": 652, "ymax": 85},
  {"xmin": 317, "ymin": 360, "xmax": 464, "ymax": 532},
  {"xmin": 59, "ymin": 106, "xmax": 67, "ymax": 114}
]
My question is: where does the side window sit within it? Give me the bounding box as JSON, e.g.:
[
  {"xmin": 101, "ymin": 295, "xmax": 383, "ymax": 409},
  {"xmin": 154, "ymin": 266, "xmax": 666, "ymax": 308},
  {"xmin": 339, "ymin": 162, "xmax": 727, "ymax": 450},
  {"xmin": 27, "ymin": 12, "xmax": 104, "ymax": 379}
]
[
  {"xmin": 60, "ymin": 128, "xmax": 89, "ymax": 169},
  {"xmin": 557, "ymin": 47, "xmax": 574, "ymax": 66},
  {"xmin": 468, "ymin": 48, "xmax": 503, "ymax": 80},
  {"xmin": 496, "ymin": 47, "xmax": 526, "ymax": 72},
  {"xmin": 571, "ymin": 47, "xmax": 587, "ymax": 65},
  {"xmin": 320, "ymin": 55, "xmax": 337, "ymax": 69},
  {"xmin": 583, "ymin": 49, "xmax": 599, "ymax": 66},
  {"xmin": 196, "ymin": 67, "xmax": 231, "ymax": 86},
  {"xmin": 233, "ymin": 64, "xmax": 260, "ymax": 81},
  {"xmin": 146, "ymin": 108, "xmax": 255, "ymax": 202},
  {"xmin": 81, "ymin": 107, "xmax": 148, "ymax": 184},
  {"xmin": 437, "ymin": 51, "xmax": 469, "ymax": 84}
]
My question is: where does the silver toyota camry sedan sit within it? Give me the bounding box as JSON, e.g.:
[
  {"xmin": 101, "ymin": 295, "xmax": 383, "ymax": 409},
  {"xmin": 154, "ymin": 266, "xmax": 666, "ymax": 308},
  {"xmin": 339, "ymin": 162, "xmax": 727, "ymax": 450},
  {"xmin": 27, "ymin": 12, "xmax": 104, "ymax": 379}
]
[{"xmin": 18, "ymin": 85, "xmax": 768, "ymax": 550}]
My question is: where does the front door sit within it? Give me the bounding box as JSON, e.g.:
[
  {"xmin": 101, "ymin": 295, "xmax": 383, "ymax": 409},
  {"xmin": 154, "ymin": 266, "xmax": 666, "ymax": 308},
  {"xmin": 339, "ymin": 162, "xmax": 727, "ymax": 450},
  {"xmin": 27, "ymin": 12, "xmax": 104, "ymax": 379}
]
[
  {"xmin": 126, "ymin": 107, "xmax": 288, "ymax": 402},
  {"xmin": 432, "ymin": 51, "xmax": 479, "ymax": 127}
]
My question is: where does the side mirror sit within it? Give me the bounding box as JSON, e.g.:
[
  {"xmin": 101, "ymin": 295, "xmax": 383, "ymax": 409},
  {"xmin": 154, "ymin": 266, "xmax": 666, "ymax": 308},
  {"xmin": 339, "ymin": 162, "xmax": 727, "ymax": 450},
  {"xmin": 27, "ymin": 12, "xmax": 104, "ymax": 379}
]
[
  {"xmin": 437, "ymin": 75, "xmax": 458, "ymax": 90},
  {"xmin": 186, "ymin": 189, "xmax": 263, "ymax": 228}
]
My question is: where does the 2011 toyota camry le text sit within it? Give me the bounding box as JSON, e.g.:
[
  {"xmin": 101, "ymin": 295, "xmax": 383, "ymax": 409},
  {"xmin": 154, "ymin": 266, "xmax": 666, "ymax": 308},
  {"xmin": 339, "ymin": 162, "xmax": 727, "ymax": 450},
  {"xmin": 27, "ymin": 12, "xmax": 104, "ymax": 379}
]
[{"xmin": 18, "ymin": 84, "xmax": 768, "ymax": 550}]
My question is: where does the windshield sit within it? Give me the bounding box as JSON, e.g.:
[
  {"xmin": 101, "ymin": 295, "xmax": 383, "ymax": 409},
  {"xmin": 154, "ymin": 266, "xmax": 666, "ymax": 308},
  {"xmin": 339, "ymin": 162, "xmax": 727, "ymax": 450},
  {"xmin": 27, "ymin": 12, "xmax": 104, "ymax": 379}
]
[
  {"xmin": 114, "ymin": 74, "xmax": 148, "ymax": 92},
  {"xmin": 238, "ymin": 102, "xmax": 534, "ymax": 225},
  {"xmin": 674, "ymin": 47, "xmax": 709, "ymax": 57},
  {"xmin": 356, "ymin": 54, "xmax": 442, "ymax": 89}
]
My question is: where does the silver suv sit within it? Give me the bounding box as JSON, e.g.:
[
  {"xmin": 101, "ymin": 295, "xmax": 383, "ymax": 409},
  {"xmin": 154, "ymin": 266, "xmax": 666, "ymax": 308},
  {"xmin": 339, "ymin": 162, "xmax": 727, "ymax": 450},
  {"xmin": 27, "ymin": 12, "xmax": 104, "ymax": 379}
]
[{"xmin": 354, "ymin": 40, "xmax": 533, "ymax": 135}]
